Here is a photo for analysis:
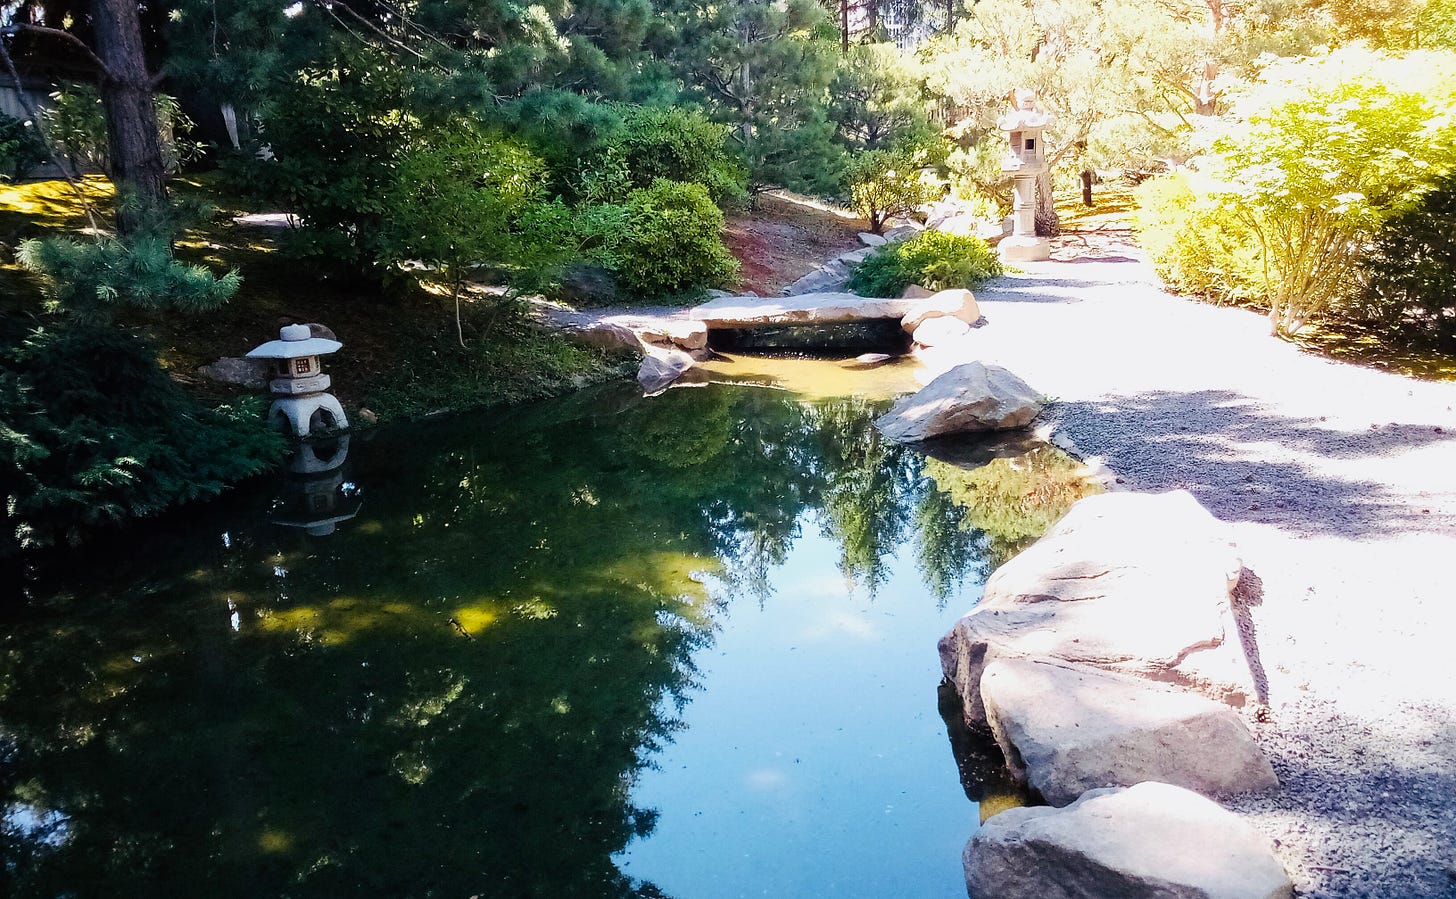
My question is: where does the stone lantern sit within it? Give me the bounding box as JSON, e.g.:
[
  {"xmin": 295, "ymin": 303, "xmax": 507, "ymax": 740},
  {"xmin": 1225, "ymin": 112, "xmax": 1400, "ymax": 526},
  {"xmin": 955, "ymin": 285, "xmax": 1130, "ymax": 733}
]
[
  {"xmin": 998, "ymin": 88, "xmax": 1054, "ymax": 262},
  {"xmin": 246, "ymin": 323, "xmax": 349, "ymax": 436}
]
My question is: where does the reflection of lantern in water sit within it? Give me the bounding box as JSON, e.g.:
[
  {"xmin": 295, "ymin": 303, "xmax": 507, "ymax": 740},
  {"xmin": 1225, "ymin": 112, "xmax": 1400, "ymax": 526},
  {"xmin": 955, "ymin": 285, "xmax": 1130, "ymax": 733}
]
[
  {"xmin": 269, "ymin": 435, "xmax": 363, "ymax": 536},
  {"xmin": 246, "ymin": 323, "xmax": 349, "ymax": 436}
]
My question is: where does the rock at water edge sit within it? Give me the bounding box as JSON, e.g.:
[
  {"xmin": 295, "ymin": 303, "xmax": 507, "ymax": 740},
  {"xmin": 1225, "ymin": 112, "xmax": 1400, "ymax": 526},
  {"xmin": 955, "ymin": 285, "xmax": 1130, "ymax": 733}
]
[
  {"xmin": 568, "ymin": 322, "xmax": 641, "ymax": 353},
  {"xmin": 981, "ymin": 658, "xmax": 1277, "ymax": 807},
  {"xmin": 902, "ymin": 288, "xmax": 982, "ymax": 332},
  {"xmin": 637, "ymin": 348, "xmax": 694, "ymax": 393},
  {"xmin": 965, "ymin": 782, "xmax": 1294, "ymax": 899},
  {"xmin": 912, "ymin": 316, "xmax": 973, "ymax": 348},
  {"xmin": 939, "ymin": 490, "xmax": 1251, "ymax": 728},
  {"xmin": 638, "ymin": 321, "xmax": 709, "ymax": 352},
  {"xmin": 874, "ymin": 362, "xmax": 1042, "ymax": 442}
]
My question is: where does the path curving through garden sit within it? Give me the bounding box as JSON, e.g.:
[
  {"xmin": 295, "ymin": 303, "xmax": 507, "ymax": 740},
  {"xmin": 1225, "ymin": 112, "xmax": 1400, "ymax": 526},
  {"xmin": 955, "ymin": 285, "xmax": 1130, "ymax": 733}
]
[{"xmin": 949, "ymin": 242, "xmax": 1456, "ymax": 899}]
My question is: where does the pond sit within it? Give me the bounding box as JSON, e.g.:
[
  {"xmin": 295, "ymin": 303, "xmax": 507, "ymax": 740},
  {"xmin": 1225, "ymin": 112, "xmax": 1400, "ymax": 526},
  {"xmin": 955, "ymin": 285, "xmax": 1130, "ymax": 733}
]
[{"xmin": 0, "ymin": 360, "xmax": 1098, "ymax": 898}]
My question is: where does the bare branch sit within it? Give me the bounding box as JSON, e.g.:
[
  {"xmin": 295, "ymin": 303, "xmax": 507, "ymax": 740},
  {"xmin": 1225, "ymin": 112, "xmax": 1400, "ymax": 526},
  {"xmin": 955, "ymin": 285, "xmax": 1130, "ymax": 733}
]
[{"xmin": 0, "ymin": 24, "xmax": 115, "ymax": 81}]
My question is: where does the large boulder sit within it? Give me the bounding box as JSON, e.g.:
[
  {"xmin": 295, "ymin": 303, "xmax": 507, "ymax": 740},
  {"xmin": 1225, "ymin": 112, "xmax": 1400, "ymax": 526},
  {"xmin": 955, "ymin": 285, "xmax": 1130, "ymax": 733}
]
[
  {"xmin": 198, "ymin": 356, "xmax": 268, "ymax": 388},
  {"xmin": 965, "ymin": 782, "xmax": 1294, "ymax": 899},
  {"xmin": 638, "ymin": 320, "xmax": 709, "ymax": 353},
  {"xmin": 911, "ymin": 316, "xmax": 973, "ymax": 348},
  {"xmin": 781, "ymin": 259, "xmax": 852, "ymax": 295},
  {"xmin": 902, "ymin": 288, "xmax": 981, "ymax": 332},
  {"xmin": 567, "ymin": 321, "xmax": 641, "ymax": 353},
  {"xmin": 939, "ymin": 491, "xmax": 1251, "ymax": 728},
  {"xmin": 980, "ymin": 658, "xmax": 1277, "ymax": 807},
  {"xmin": 874, "ymin": 363, "xmax": 1042, "ymax": 442}
]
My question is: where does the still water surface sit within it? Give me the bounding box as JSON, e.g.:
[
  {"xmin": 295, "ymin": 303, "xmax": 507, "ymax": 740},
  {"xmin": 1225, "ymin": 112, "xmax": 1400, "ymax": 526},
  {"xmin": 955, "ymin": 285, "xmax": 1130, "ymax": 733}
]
[{"xmin": 2, "ymin": 361, "xmax": 1094, "ymax": 898}]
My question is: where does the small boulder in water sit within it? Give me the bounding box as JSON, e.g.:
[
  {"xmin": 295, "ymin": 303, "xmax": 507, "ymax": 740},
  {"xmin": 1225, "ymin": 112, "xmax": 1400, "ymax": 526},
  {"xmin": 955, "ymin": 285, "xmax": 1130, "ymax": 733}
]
[{"xmin": 875, "ymin": 362, "xmax": 1042, "ymax": 442}]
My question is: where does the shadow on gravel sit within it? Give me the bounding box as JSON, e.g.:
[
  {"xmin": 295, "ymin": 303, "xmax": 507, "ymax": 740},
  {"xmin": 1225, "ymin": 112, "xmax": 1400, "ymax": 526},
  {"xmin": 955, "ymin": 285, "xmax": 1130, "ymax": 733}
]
[
  {"xmin": 977, "ymin": 268, "xmax": 1155, "ymax": 304},
  {"xmin": 1237, "ymin": 700, "xmax": 1456, "ymax": 899},
  {"xmin": 1054, "ymin": 388, "xmax": 1453, "ymax": 538}
]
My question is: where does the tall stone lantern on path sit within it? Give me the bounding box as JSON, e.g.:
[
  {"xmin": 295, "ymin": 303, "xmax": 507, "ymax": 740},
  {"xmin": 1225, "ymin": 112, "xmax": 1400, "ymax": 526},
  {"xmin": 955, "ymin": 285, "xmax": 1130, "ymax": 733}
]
[
  {"xmin": 246, "ymin": 323, "xmax": 349, "ymax": 437},
  {"xmin": 998, "ymin": 88, "xmax": 1054, "ymax": 262}
]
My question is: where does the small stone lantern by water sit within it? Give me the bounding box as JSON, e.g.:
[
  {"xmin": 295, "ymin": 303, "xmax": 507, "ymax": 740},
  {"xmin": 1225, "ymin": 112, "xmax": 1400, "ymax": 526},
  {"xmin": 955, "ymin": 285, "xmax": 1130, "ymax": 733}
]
[
  {"xmin": 998, "ymin": 88, "xmax": 1055, "ymax": 262},
  {"xmin": 246, "ymin": 323, "xmax": 349, "ymax": 436}
]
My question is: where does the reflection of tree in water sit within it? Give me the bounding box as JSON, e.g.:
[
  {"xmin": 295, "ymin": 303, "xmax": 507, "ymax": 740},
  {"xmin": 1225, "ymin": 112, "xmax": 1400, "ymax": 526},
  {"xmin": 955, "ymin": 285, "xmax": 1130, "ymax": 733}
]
[
  {"xmin": 0, "ymin": 384, "xmax": 1098, "ymax": 898},
  {"xmin": 921, "ymin": 446, "xmax": 1103, "ymax": 572},
  {"xmin": 806, "ymin": 399, "xmax": 919, "ymax": 597},
  {"xmin": 913, "ymin": 482, "xmax": 984, "ymax": 607}
]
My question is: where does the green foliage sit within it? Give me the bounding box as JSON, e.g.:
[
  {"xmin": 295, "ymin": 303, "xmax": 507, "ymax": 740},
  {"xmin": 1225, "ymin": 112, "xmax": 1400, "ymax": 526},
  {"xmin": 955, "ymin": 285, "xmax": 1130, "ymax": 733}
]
[
  {"xmin": 1208, "ymin": 47, "xmax": 1456, "ymax": 333},
  {"xmin": 847, "ymin": 230, "xmax": 1002, "ymax": 297},
  {"xmin": 42, "ymin": 82, "xmax": 202, "ymax": 176},
  {"xmin": 0, "ymin": 325, "xmax": 285, "ymax": 556},
  {"xmin": 0, "ymin": 113, "xmax": 48, "ymax": 181},
  {"xmin": 381, "ymin": 124, "xmax": 565, "ymax": 306},
  {"xmin": 17, "ymin": 235, "xmax": 241, "ymax": 324},
  {"xmin": 604, "ymin": 179, "xmax": 739, "ymax": 300},
  {"xmin": 829, "ymin": 43, "xmax": 936, "ymax": 152},
  {"xmin": 1135, "ymin": 170, "xmax": 1264, "ymax": 307},
  {"xmin": 921, "ymin": 0, "xmax": 1207, "ymax": 179},
  {"xmin": 579, "ymin": 105, "xmax": 748, "ymax": 206},
  {"xmin": 670, "ymin": 0, "xmax": 842, "ymax": 192},
  {"xmin": 843, "ymin": 147, "xmax": 942, "ymax": 233},
  {"xmin": 244, "ymin": 52, "xmax": 417, "ymax": 279},
  {"xmin": 923, "ymin": 448, "xmax": 1101, "ymax": 570},
  {"xmin": 1355, "ymin": 170, "xmax": 1456, "ymax": 349}
]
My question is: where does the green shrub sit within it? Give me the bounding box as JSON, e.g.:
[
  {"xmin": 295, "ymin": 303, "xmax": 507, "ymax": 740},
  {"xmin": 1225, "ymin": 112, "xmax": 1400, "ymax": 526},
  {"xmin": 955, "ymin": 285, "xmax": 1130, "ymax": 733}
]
[
  {"xmin": 608, "ymin": 179, "xmax": 739, "ymax": 300},
  {"xmin": 579, "ymin": 106, "xmax": 747, "ymax": 207},
  {"xmin": 1134, "ymin": 170, "xmax": 1265, "ymax": 307},
  {"xmin": 244, "ymin": 52, "xmax": 417, "ymax": 280},
  {"xmin": 847, "ymin": 230, "xmax": 1002, "ymax": 298},
  {"xmin": 0, "ymin": 324, "xmax": 285, "ymax": 556},
  {"xmin": 1355, "ymin": 171, "xmax": 1456, "ymax": 349},
  {"xmin": 43, "ymin": 82, "xmax": 202, "ymax": 175},
  {"xmin": 843, "ymin": 148, "xmax": 942, "ymax": 234},
  {"xmin": 0, "ymin": 113, "xmax": 48, "ymax": 181}
]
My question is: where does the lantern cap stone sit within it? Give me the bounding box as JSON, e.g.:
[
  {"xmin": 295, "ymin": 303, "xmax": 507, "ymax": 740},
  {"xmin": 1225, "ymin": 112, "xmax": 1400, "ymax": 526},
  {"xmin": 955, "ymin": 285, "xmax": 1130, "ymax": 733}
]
[{"xmin": 246, "ymin": 324, "xmax": 342, "ymax": 359}]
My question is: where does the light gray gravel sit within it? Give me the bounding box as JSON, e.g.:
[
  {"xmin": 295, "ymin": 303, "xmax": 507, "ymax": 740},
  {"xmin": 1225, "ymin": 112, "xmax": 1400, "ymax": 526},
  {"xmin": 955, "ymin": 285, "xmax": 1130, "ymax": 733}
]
[{"xmin": 941, "ymin": 252, "xmax": 1456, "ymax": 898}]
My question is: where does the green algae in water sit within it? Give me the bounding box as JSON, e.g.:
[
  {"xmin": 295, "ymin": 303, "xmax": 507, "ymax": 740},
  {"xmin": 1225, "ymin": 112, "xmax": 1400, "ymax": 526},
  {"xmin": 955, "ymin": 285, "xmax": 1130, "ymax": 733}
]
[{"xmin": 0, "ymin": 379, "xmax": 1100, "ymax": 898}]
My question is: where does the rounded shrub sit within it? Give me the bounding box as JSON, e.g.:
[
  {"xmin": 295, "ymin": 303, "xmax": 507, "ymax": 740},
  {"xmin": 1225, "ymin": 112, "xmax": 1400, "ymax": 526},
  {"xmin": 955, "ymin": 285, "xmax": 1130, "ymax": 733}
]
[
  {"xmin": 1355, "ymin": 172, "xmax": 1456, "ymax": 349},
  {"xmin": 613, "ymin": 179, "xmax": 739, "ymax": 300},
  {"xmin": 847, "ymin": 230, "xmax": 1002, "ymax": 298}
]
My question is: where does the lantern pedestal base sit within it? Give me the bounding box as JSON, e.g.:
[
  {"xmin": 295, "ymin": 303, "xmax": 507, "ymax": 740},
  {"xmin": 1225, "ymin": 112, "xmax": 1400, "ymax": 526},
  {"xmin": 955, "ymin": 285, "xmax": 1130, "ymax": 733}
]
[
  {"xmin": 268, "ymin": 393, "xmax": 349, "ymax": 437},
  {"xmin": 999, "ymin": 234, "xmax": 1052, "ymax": 262}
]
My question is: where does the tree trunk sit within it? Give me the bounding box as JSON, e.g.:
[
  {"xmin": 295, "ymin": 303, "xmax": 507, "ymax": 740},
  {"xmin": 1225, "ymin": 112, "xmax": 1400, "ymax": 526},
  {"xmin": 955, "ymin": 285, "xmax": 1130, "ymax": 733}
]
[
  {"xmin": 1081, "ymin": 169, "xmax": 1094, "ymax": 207},
  {"xmin": 841, "ymin": 0, "xmax": 850, "ymax": 52},
  {"xmin": 1034, "ymin": 169, "xmax": 1059, "ymax": 236},
  {"xmin": 90, "ymin": 0, "xmax": 169, "ymax": 236}
]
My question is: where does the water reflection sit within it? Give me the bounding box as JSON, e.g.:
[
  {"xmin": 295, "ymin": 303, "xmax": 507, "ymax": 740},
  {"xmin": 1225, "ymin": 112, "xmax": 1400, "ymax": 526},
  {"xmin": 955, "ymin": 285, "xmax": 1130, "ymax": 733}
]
[
  {"xmin": 1, "ymin": 381, "xmax": 1098, "ymax": 897},
  {"xmin": 268, "ymin": 435, "xmax": 363, "ymax": 536}
]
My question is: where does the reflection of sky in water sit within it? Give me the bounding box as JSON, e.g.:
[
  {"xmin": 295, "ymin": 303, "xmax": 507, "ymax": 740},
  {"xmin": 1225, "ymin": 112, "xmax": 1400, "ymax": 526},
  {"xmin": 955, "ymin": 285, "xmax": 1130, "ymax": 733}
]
[
  {"xmin": 4, "ymin": 803, "xmax": 71, "ymax": 848},
  {"xmin": 617, "ymin": 516, "xmax": 976, "ymax": 898}
]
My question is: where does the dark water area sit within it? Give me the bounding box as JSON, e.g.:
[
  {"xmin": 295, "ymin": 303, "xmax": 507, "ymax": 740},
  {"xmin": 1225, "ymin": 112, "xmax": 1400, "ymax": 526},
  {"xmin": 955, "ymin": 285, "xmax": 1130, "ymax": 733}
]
[{"xmin": 0, "ymin": 376, "xmax": 1095, "ymax": 898}]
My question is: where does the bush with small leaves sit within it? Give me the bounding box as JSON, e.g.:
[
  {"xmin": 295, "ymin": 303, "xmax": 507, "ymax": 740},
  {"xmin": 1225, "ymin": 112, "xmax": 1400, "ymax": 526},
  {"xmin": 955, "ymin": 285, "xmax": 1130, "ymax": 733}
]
[
  {"xmin": 608, "ymin": 179, "xmax": 739, "ymax": 300},
  {"xmin": 844, "ymin": 148, "xmax": 942, "ymax": 234},
  {"xmin": 847, "ymin": 230, "xmax": 1002, "ymax": 298},
  {"xmin": 0, "ymin": 113, "xmax": 48, "ymax": 181},
  {"xmin": 1355, "ymin": 172, "xmax": 1456, "ymax": 349}
]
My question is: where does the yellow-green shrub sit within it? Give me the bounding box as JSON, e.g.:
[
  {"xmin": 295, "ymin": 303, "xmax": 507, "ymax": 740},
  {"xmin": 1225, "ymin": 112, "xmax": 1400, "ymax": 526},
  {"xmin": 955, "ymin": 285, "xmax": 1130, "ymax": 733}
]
[{"xmin": 1135, "ymin": 170, "xmax": 1265, "ymax": 307}]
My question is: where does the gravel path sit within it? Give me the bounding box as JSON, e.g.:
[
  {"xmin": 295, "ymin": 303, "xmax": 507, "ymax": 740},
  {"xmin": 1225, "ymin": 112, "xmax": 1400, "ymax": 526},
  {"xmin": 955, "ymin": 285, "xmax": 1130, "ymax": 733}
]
[{"xmin": 949, "ymin": 250, "xmax": 1456, "ymax": 898}]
